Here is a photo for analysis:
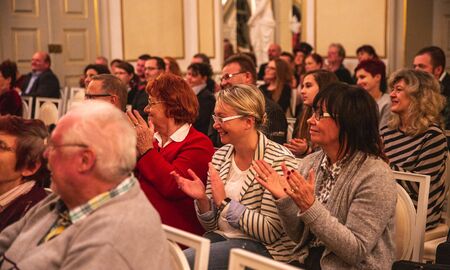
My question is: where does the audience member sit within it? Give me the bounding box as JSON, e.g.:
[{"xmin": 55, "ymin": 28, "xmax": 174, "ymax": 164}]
[
  {"xmin": 186, "ymin": 63, "xmax": 216, "ymax": 135},
  {"xmin": 356, "ymin": 45, "xmax": 379, "ymax": 62},
  {"xmin": 144, "ymin": 56, "xmax": 166, "ymax": 82},
  {"xmin": 304, "ymin": 53, "xmax": 324, "ymax": 73},
  {"xmin": 0, "ymin": 101, "xmax": 173, "ymax": 269},
  {"xmin": 293, "ymin": 42, "xmax": 314, "ymax": 82},
  {"xmin": 413, "ymin": 46, "xmax": 450, "ymax": 129},
  {"xmin": 260, "ymin": 58, "xmax": 293, "ymax": 115},
  {"xmin": 219, "ymin": 54, "xmax": 288, "ymax": 145},
  {"xmin": 94, "ymin": 56, "xmax": 108, "ymax": 66},
  {"xmin": 0, "ymin": 61, "xmax": 22, "ymax": 116},
  {"xmin": 258, "ymin": 43, "xmax": 282, "ymax": 81},
  {"xmin": 109, "ymin": 59, "xmax": 122, "ymax": 74},
  {"xmin": 173, "ymin": 84, "xmax": 297, "ymax": 268},
  {"xmin": 83, "ymin": 64, "xmax": 110, "ymax": 88},
  {"xmin": 21, "ymin": 51, "xmax": 60, "ymax": 98},
  {"xmin": 85, "ymin": 74, "xmax": 127, "ymax": 111},
  {"xmin": 114, "ymin": 61, "xmax": 148, "ymax": 118},
  {"xmin": 326, "ymin": 43, "xmax": 353, "ymax": 84},
  {"xmin": 136, "ymin": 54, "xmax": 151, "ymax": 91},
  {"xmin": 381, "ymin": 69, "xmax": 448, "ymax": 230},
  {"xmin": 287, "ymin": 70, "xmax": 338, "ymax": 157},
  {"xmin": 191, "ymin": 53, "xmax": 210, "ymax": 65},
  {"xmin": 164, "ymin": 57, "xmax": 183, "ymax": 77},
  {"xmin": 127, "ymin": 74, "xmax": 214, "ymax": 236},
  {"xmin": 257, "ymin": 83, "xmax": 397, "ymax": 269},
  {"xmin": 0, "ymin": 116, "xmax": 49, "ymax": 232},
  {"xmin": 355, "ymin": 59, "xmax": 391, "ymax": 128},
  {"xmin": 280, "ymin": 51, "xmax": 298, "ymax": 88}
]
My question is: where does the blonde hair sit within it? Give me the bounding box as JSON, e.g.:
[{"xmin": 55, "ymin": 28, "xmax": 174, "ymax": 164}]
[
  {"xmin": 216, "ymin": 84, "xmax": 267, "ymax": 131},
  {"xmin": 388, "ymin": 69, "xmax": 445, "ymax": 135}
]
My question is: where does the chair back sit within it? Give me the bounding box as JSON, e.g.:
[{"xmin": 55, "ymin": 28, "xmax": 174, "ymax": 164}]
[
  {"xmin": 395, "ymin": 183, "xmax": 416, "ymax": 260},
  {"xmin": 393, "ymin": 171, "xmax": 431, "ymax": 262},
  {"xmin": 69, "ymin": 87, "xmax": 85, "ymax": 100},
  {"xmin": 21, "ymin": 96, "xmax": 33, "ymax": 119},
  {"xmin": 162, "ymin": 225, "xmax": 210, "ymax": 270},
  {"xmin": 228, "ymin": 248, "xmax": 302, "ymax": 270},
  {"xmin": 34, "ymin": 98, "xmax": 63, "ymax": 126},
  {"xmin": 286, "ymin": 117, "xmax": 296, "ymax": 141}
]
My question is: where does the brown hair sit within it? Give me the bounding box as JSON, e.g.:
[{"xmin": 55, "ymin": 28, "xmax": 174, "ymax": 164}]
[
  {"xmin": 0, "ymin": 115, "xmax": 49, "ymax": 182},
  {"xmin": 146, "ymin": 73, "xmax": 199, "ymax": 124},
  {"xmin": 164, "ymin": 57, "xmax": 183, "ymax": 77},
  {"xmin": 271, "ymin": 59, "xmax": 292, "ymax": 103}
]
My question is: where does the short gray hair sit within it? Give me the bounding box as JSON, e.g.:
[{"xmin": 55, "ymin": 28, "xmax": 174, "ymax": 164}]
[{"xmin": 60, "ymin": 101, "xmax": 136, "ymax": 182}]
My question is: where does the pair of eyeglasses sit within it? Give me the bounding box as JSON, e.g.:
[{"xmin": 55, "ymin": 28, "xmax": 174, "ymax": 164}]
[
  {"xmin": 84, "ymin": 93, "xmax": 111, "ymax": 99},
  {"xmin": 212, "ymin": 114, "xmax": 244, "ymax": 124},
  {"xmin": 219, "ymin": 71, "xmax": 247, "ymax": 81},
  {"xmin": 312, "ymin": 111, "xmax": 332, "ymax": 121},
  {"xmin": 147, "ymin": 99, "xmax": 165, "ymax": 107},
  {"xmin": 44, "ymin": 138, "xmax": 89, "ymax": 151}
]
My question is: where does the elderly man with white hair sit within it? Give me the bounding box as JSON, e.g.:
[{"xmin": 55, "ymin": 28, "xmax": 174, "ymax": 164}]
[{"xmin": 0, "ymin": 101, "xmax": 173, "ymax": 270}]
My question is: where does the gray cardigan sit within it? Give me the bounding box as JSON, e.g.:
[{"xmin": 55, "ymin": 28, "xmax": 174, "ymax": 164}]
[
  {"xmin": 276, "ymin": 150, "xmax": 397, "ymax": 270},
  {"xmin": 0, "ymin": 181, "xmax": 173, "ymax": 270}
]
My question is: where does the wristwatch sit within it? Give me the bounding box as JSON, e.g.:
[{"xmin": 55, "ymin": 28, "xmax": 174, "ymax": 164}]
[{"xmin": 218, "ymin": 197, "xmax": 232, "ymax": 213}]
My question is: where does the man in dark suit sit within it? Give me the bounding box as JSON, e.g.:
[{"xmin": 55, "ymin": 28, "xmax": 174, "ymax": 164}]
[
  {"xmin": 186, "ymin": 62, "xmax": 216, "ymax": 135},
  {"xmin": 414, "ymin": 46, "xmax": 450, "ymax": 129},
  {"xmin": 21, "ymin": 51, "xmax": 60, "ymax": 98}
]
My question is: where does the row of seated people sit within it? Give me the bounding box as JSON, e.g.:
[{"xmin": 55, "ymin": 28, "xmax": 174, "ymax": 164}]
[{"xmin": 0, "ymin": 60, "xmax": 448, "ymax": 269}]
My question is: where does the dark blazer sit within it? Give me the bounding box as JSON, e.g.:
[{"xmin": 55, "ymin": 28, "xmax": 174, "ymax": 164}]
[
  {"xmin": 129, "ymin": 87, "xmax": 149, "ymax": 120},
  {"xmin": 441, "ymin": 72, "xmax": 450, "ymax": 98},
  {"xmin": 334, "ymin": 65, "xmax": 353, "ymax": 84},
  {"xmin": 257, "ymin": 62, "xmax": 268, "ymax": 81},
  {"xmin": 21, "ymin": 69, "xmax": 61, "ymax": 98},
  {"xmin": 194, "ymin": 86, "xmax": 216, "ymax": 135}
]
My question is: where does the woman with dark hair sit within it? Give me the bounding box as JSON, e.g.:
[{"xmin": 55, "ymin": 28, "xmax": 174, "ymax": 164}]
[
  {"xmin": 286, "ymin": 70, "xmax": 338, "ymax": 157},
  {"xmin": 126, "ymin": 73, "xmax": 214, "ymax": 236},
  {"xmin": 114, "ymin": 61, "xmax": 148, "ymax": 118},
  {"xmin": 254, "ymin": 83, "xmax": 397, "ymax": 269},
  {"xmin": 0, "ymin": 116, "xmax": 49, "ymax": 232},
  {"xmin": 304, "ymin": 53, "xmax": 324, "ymax": 73},
  {"xmin": 173, "ymin": 84, "xmax": 297, "ymax": 269},
  {"xmin": 0, "ymin": 60, "xmax": 22, "ymax": 116},
  {"xmin": 185, "ymin": 62, "xmax": 216, "ymax": 135},
  {"xmin": 83, "ymin": 64, "xmax": 110, "ymax": 87},
  {"xmin": 356, "ymin": 45, "xmax": 379, "ymax": 62},
  {"xmin": 260, "ymin": 58, "xmax": 293, "ymax": 114},
  {"xmin": 381, "ymin": 69, "xmax": 448, "ymax": 230},
  {"xmin": 163, "ymin": 57, "xmax": 182, "ymax": 77},
  {"xmin": 355, "ymin": 59, "xmax": 390, "ymax": 128}
]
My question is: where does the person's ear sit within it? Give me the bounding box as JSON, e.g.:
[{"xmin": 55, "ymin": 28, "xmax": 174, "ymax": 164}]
[
  {"xmin": 21, "ymin": 161, "xmax": 42, "ymax": 177},
  {"xmin": 78, "ymin": 149, "xmax": 96, "ymax": 173},
  {"xmin": 434, "ymin": 66, "xmax": 443, "ymax": 78}
]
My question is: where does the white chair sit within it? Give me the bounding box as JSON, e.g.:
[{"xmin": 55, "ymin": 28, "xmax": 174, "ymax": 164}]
[
  {"xmin": 60, "ymin": 87, "xmax": 69, "ymax": 113},
  {"xmin": 69, "ymin": 87, "xmax": 85, "ymax": 100},
  {"xmin": 228, "ymin": 248, "xmax": 303, "ymax": 270},
  {"xmin": 21, "ymin": 96, "xmax": 33, "ymax": 119},
  {"xmin": 395, "ymin": 183, "xmax": 416, "ymax": 260},
  {"xmin": 162, "ymin": 225, "xmax": 210, "ymax": 270},
  {"xmin": 286, "ymin": 117, "xmax": 296, "ymax": 141},
  {"xmin": 34, "ymin": 97, "xmax": 63, "ymax": 126},
  {"xmin": 393, "ymin": 171, "xmax": 431, "ymax": 262}
]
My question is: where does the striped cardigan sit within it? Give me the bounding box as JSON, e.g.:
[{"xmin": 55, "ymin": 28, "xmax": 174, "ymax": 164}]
[
  {"xmin": 381, "ymin": 124, "xmax": 448, "ymax": 229},
  {"xmin": 196, "ymin": 132, "xmax": 297, "ymax": 262}
]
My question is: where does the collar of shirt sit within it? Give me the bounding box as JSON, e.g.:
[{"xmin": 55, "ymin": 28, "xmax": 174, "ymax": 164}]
[
  {"xmin": 67, "ymin": 174, "xmax": 136, "ymax": 224},
  {"xmin": 0, "ymin": 181, "xmax": 36, "ymax": 211},
  {"xmin": 439, "ymin": 71, "xmax": 447, "ymax": 82},
  {"xmin": 320, "ymin": 154, "xmax": 350, "ymax": 180},
  {"xmin": 154, "ymin": 123, "xmax": 191, "ymax": 148},
  {"xmin": 192, "ymin": 83, "xmax": 207, "ymax": 95}
]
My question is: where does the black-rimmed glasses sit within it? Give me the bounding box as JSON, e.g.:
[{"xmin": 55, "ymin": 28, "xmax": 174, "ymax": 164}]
[{"xmin": 84, "ymin": 93, "xmax": 112, "ymax": 99}]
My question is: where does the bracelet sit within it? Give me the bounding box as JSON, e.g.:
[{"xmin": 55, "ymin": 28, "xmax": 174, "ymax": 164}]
[{"xmin": 300, "ymin": 144, "xmax": 310, "ymax": 156}]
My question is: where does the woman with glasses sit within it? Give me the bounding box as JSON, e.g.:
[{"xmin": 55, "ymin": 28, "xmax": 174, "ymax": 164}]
[
  {"xmin": 172, "ymin": 84, "xmax": 297, "ymax": 269},
  {"xmin": 260, "ymin": 59, "xmax": 293, "ymax": 115},
  {"xmin": 254, "ymin": 83, "xmax": 397, "ymax": 269},
  {"xmin": 0, "ymin": 115, "xmax": 49, "ymax": 232},
  {"xmin": 286, "ymin": 70, "xmax": 338, "ymax": 158},
  {"xmin": 126, "ymin": 73, "xmax": 214, "ymax": 236},
  {"xmin": 381, "ymin": 69, "xmax": 448, "ymax": 230}
]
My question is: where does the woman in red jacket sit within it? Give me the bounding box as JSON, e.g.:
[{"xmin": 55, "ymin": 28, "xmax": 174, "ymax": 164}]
[{"xmin": 127, "ymin": 74, "xmax": 214, "ymax": 235}]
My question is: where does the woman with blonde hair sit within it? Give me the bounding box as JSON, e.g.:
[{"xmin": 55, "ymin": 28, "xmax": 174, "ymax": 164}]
[
  {"xmin": 260, "ymin": 59, "xmax": 293, "ymax": 114},
  {"xmin": 173, "ymin": 84, "xmax": 297, "ymax": 269},
  {"xmin": 381, "ymin": 69, "xmax": 448, "ymax": 230}
]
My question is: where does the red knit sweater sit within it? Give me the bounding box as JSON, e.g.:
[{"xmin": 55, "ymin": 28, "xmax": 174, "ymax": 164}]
[{"xmin": 136, "ymin": 127, "xmax": 214, "ymax": 235}]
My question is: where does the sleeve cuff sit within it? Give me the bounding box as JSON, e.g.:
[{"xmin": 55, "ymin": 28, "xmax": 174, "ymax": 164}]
[
  {"xmin": 298, "ymin": 200, "xmax": 324, "ymax": 224},
  {"xmin": 226, "ymin": 200, "xmax": 246, "ymax": 228},
  {"xmin": 195, "ymin": 198, "xmax": 216, "ymax": 221}
]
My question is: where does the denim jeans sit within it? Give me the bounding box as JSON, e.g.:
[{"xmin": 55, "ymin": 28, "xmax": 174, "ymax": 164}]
[{"xmin": 184, "ymin": 231, "xmax": 272, "ymax": 270}]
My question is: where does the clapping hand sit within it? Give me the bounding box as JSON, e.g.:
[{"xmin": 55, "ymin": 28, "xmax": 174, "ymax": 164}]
[{"xmin": 126, "ymin": 109, "xmax": 154, "ymax": 155}]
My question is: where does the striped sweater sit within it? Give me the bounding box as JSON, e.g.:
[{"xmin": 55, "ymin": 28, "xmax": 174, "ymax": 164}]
[
  {"xmin": 196, "ymin": 132, "xmax": 297, "ymax": 262},
  {"xmin": 381, "ymin": 124, "xmax": 448, "ymax": 229}
]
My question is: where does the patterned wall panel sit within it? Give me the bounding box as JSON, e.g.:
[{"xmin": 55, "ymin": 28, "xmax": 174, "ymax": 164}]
[
  {"xmin": 12, "ymin": 0, "xmax": 38, "ymax": 15},
  {"xmin": 12, "ymin": 28, "xmax": 39, "ymax": 63}
]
